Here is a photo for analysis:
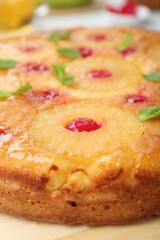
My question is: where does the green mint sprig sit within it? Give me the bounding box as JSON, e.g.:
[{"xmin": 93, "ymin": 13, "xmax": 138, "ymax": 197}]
[
  {"xmin": 139, "ymin": 106, "xmax": 160, "ymax": 122},
  {"xmin": 118, "ymin": 33, "xmax": 133, "ymax": 51},
  {"xmin": 52, "ymin": 65, "xmax": 74, "ymax": 85},
  {"xmin": 143, "ymin": 72, "xmax": 160, "ymax": 83},
  {"xmin": 57, "ymin": 48, "xmax": 81, "ymax": 59},
  {"xmin": 0, "ymin": 83, "xmax": 32, "ymax": 99},
  {"xmin": 49, "ymin": 32, "xmax": 70, "ymax": 43},
  {"xmin": 0, "ymin": 59, "xmax": 17, "ymax": 69}
]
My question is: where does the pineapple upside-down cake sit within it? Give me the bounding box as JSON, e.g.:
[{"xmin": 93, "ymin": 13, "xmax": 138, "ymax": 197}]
[{"xmin": 0, "ymin": 27, "xmax": 159, "ymax": 225}]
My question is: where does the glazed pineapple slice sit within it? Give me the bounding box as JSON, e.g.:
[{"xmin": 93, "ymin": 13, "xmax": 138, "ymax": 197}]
[
  {"xmin": 0, "ymin": 61, "xmax": 63, "ymax": 93},
  {"xmin": 0, "ymin": 67, "xmax": 58, "ymax": 93},
  {"xmin": 58, "ymin": 28, "xmax": 133, "ymax": 56},
  {"xmin": 60, "ymin": 56, "xmax": 143, "ymax": 98},
  {"xmin": 58, "ymin": 27, "xmax": 155, "ymax": 54},
  {"xmin": 30, "ymin": 101, "xmax": 143, "ymax": 166},
  {"xmin": 143, "ymin": 42, "xmax": 160, "ymax": 73},
  {"xmin": 146, "ymin": 42, "xmax": 160, "ymax": 62},
  {"xmin": 0, "ymin": 35, "xmax": 64, "ymax": 92},
  {"xmin": 58, "ymin": 28, "xmax": 125, "ymax": 51},
  {"xmin": 0, "ymin": 34, "xmax": 59, "ymax": 64},
  {"xmin": 134, "ymin": 41, "xmax": 160, "ymax": 74}
]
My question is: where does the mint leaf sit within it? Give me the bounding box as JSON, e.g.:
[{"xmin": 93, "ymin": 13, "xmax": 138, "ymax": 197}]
[
  {"xmin": 0, "ymin": 82, "xmax": 32, "ymax": 99},
  {"xmin": 143, "ymin": 72, "xmax": 160, "ymax": 82},
  {"xmin": 14, "ymin": 82, "xmax": 32, "ymax": 95},
  {"xmin": 61, "ymin": 76, "xmax": 74, "ymax": 85},
  {"xmin": 53, "ymin": 65, "xmax": 65, "ymax": 80},
  {"xmin": 52, "ymin": 64, "xmax": 74, "ymax": 85},
  {"xmin": 0, "ymin": 59, "xmax": 17, "ymax": 69},
  {"xmin": 49, "ymin": 32, "xmax": 70, "ymax": 42},
  {"xmin": 57, "ymin": 48, "xmax": 81, "ymax": 59},
  {"xmin": 139, "ymin": 106, "xmax": 160, "ymax": 122},
  {"xmin": 0, "ymin": 90, "xmax": 12, "ymax": 98},
  {"xmin": 119, "ymin": 33, "xmax": 133, "ymax": 51}
]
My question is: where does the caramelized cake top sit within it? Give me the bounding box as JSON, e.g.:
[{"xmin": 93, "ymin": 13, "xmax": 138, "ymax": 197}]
[{"xmin": 0, "ymin": 27, "xmax": 159, "ymax": 192}]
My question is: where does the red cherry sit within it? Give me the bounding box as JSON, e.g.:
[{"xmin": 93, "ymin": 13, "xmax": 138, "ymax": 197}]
[
  {"xmin": 89, "ymin": 34, "xmax": 107, "ymax": 41},
  {"xmin": 19, "ymin": 46, "xmax": 36, "ymax": 53},
  {"xmin": 65, "ymin": 118, "xmax": 102, "ymax": 132},
  {"xmin": 25, "ymin": 90, "xmax": 60, "ymax": 102},
  {"xmin": 0, "ymin": 126, "xmax": 6, "ymax": 135},
  {"xmin": 126, "ymin": 95, "xmax": 147, "ymax": 103},
  {"xmin": 108, "ymin": 2, "xmax": 136, "ymax": 15},
  {"xmin": 88, "ymin": 70, "xmax": 112, "ymax": 79},
  {"xmin": 121, "ymin": 47, "xmax": 136, "ymax": 56},
  {"xmin": 0, "ymin": 126, "xmax": 11, "ymax": 136},
  {"xmin": 78, "ymin": 47, "xmax": 93, "ymax": 58},
  {"xmin": 20, "ymin": 63, "xmax": 49, "ymax": 72}
]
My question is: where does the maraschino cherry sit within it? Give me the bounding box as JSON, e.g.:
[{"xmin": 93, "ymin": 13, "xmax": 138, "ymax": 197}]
[
  {"xmin": 25, "ymin": 90, "xmax": 60, "ymax": 102},
  {"xmin": 121, "ymin": 47, "xmax": 136, "ymax": 56},
  {"xmin": 126, "ymin": 95, "xmax": 147, "ymax": 103},
  {"xmin": 88, "ymin": 70, "xmax": 112, "ymax": 78},
  {"xmin": 20, "ymin": 63, "xmax": 49, "ymax": 72},
  {"xmin": 78, "ymin": 47, "xmax": 94, "ymax": 58},
  {"xmin": 89, "ymin": 34, "xmax": 107, "ymax": 41},
  {"xmin": 65, "ymin": 118, "xmax": 102, "ymax": 132}
]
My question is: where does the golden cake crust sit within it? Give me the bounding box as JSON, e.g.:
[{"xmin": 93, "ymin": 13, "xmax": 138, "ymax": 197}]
[{"xmin": 0, "ymin": 27, "xmax": 159, "ymax": 225}]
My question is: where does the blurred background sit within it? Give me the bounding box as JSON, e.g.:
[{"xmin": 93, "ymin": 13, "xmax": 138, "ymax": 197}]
[{"xmin": 0, "ymin": 0, "xmax": 160, "ymax": 36}]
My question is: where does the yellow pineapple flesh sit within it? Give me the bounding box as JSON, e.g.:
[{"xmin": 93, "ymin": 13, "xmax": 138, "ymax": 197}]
[
  {"xmin": 30, "ymin": 101, "xmax": 144, "ymax": 165},
  {"xmin": 64, "ymin": 56, "xmax": 143, "ymax": 98}
]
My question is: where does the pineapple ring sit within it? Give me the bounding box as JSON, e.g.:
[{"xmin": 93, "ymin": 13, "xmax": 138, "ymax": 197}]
[
  {"xmin": 62, "ymin": 56, "xmax": 143, "ymax": 98},
  {"xmin": 0, "ymin": 35, "xmax": 58, "ymax": 64},
  {"xmin": 30, "ymin": 101, "xmax": 143, "ymax": 165},
  {"xmin": 59, "ymin": 27, "xmax": 155, "ymax": 52},
  {"xmin": 0, "ymin": 67, "xmax": 62, "ymax": 93},
  {"xmin": 59, "ymin": 28, "xmax": 128, "ymax": 50},
  {"xmin": 146, "ymin": 43, "xmax": 160, "ymax": 62},
  {"xmin": 134, "ymin": 43, "xmax": 160, "ymax": 74},
  {"xmin": 0, "ymin": 35, "xmax": 63, "ymax": 92}
]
